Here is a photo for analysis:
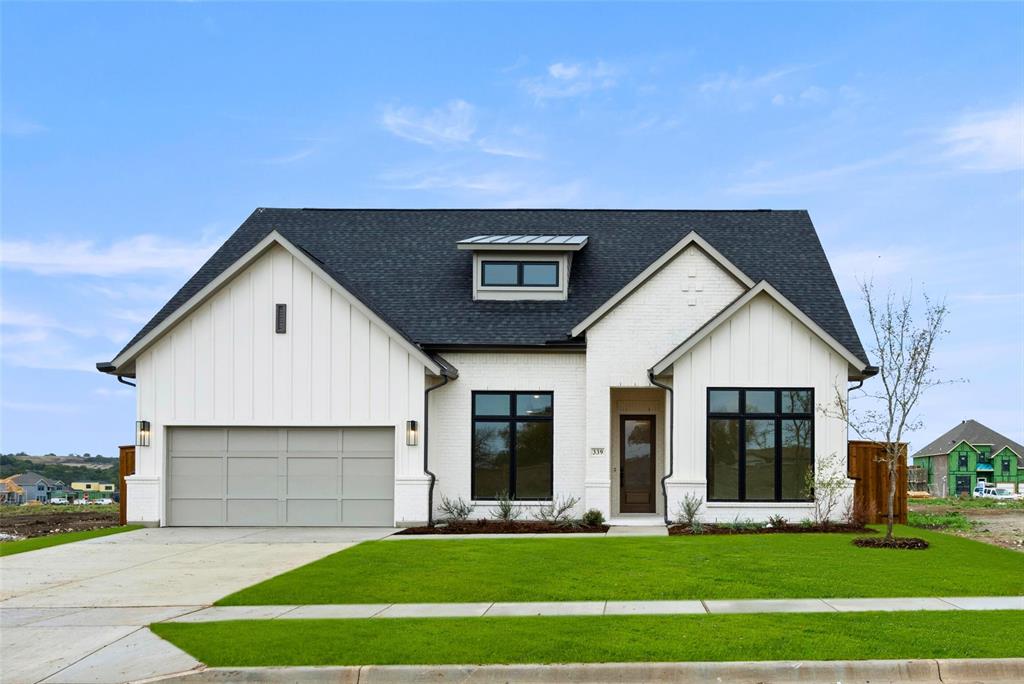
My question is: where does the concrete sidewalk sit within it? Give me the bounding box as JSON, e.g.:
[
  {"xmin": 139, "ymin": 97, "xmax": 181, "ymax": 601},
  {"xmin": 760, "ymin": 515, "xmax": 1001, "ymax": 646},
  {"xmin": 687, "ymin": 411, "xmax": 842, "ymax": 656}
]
[
  {"xmin": 159, "ymin": 658, "xmax": 1024, "ymax": 683},
  {"xmin": 168, "ymin": 595, "xmax": 1024, "ymax": 621}
]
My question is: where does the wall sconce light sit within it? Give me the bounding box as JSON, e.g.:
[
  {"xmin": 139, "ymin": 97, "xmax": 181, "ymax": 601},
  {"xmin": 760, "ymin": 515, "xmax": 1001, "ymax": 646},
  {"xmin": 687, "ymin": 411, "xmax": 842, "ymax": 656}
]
[
  {"xmin": 136, "ymin": 420, "xmax": 151, "ymax": 447},
  {"xmin": 406, "ymin": 420, "xmax": 418, "ymax": 446}
]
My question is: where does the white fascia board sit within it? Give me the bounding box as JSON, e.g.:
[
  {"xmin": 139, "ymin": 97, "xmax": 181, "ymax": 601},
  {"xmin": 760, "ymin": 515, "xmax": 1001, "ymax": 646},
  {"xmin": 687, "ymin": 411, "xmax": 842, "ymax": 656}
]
[
  {"xmin": 110, "ymin": 230, "xmax": 445, "ymax": 377},
  {"xmin": 650, "ymin": 280, "xmax": 869, "ymax": 376},
  {"xmin": 569, "ymin": 231, "xmax": 756, "ymax": 338}
]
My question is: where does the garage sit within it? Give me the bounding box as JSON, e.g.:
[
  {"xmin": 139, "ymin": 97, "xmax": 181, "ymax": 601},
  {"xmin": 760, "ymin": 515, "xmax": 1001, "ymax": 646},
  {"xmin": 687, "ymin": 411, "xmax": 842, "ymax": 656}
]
[{"xmin": 166, "ymin": 427, "xmax": 394, "ymax": 526}]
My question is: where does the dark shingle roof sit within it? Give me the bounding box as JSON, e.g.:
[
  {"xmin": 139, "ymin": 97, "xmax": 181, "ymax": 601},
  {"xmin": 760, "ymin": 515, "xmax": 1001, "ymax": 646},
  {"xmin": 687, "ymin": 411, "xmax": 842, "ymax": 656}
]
[
  {"xmin": 111, "ymin": 208, "xmax": 868, "ymax": 365},
  {"xmin": 912, "ymin": 419, "xmax": 1024, "ymax": 466}
]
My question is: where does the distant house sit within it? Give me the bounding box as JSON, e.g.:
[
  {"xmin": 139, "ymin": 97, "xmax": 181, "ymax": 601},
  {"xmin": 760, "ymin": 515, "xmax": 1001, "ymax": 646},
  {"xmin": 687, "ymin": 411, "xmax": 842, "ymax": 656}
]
[
  {"xmin": 70, "ymin": 482, "xmax": 116, "ymax": 499},
  {"xmin": 0, "ymin": 480, "xmax": 26, "ymax": 505},
  {"xmin": 2, "ymin": 472, "xmax": 66, "ymax": 503},
  {"xmin": 912, "ymin": 420, "xmax": 1024, "ymax": 496}
]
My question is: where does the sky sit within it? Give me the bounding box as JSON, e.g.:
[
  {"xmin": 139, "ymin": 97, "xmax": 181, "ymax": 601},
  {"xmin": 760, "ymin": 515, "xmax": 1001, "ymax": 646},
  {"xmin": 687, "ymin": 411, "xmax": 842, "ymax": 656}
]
[{"xmin": 2, "ymin": 2, "xmax": 1022, "ymax": 457}]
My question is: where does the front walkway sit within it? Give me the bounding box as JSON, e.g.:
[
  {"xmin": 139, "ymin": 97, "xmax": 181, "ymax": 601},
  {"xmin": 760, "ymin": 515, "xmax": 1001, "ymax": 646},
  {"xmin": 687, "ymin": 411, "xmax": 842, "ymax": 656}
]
[
  {"xmin": 167, "ymin": 595, "xmax": 1023, "ymax": 621},
  {"xmin": 0, "ymin": 526, "xmax": 396, "ymax": 684}
]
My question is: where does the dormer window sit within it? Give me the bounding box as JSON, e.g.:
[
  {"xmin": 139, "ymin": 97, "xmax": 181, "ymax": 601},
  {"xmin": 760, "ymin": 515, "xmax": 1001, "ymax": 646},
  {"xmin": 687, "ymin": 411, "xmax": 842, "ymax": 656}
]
[
  {"xmin": 458, "ymin": 234, "xmax": 587, "ymax": 301},
  {"xmin": 481, "ymin": 260, "xmax": 559, "ymax": 287}
]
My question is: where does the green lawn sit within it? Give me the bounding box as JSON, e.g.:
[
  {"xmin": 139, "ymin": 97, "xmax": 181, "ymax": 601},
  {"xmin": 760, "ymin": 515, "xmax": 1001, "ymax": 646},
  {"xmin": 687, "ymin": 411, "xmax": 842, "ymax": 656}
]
[
  {"xmin": 910, "ymin": 497, "xmax": 1024, "ymax": 510},
  {"xmin": 217, "ymin": 526, "xmax": 1024, "ymax": 605},
  {"xmin": 0, "ymin": 503, "xmax": 119, "ymax": 517},
  {"xmin": 0, "ymin": 525, "xmax": 142, "ymax": 556},
  {"xmin": 152, "ymin": 611, "xmax": 1024, "ymax": 666}
]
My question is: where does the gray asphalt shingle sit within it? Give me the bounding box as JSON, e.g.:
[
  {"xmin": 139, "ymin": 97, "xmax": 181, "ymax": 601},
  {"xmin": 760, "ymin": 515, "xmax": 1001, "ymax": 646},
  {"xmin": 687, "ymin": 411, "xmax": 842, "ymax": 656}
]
[{"xmin": 109, "ymin": 208, "xmax": 869, "ymax": 366}]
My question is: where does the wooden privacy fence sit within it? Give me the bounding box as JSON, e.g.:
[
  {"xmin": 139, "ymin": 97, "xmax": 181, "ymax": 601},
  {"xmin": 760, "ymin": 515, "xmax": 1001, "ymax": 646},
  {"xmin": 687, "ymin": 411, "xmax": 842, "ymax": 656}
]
[
  {"xmin": 847, "ymin": 440, "xmax": 907, "ymax": 524},
  {"xmin": 119, "ymin": 445, "xmax": 136, "ymax": 525}
]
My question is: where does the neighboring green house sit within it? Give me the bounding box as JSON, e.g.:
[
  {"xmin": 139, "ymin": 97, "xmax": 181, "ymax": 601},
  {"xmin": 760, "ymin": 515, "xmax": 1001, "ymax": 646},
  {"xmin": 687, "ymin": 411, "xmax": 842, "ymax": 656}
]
[{"xmin": 912, "ymin": 420, "xmax": 1024, "ymax": 497}]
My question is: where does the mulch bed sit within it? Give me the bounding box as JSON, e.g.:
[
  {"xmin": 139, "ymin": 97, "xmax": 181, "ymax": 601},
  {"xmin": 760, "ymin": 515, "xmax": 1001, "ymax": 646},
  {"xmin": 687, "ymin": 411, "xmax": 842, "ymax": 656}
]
[
  {"xmin": 852, "ymin": 536, "xmax": 930, "ymax": 550},
  {"xmin": 668, "ymin": 523, "xmax": 874, "ymax": 536},
  {"xmin": 397, "ymin": 520, "xmax": 610, "ymax": 535},
  {"xmin": 0, "ymin": 510, "xmax": 120, "ymax": 539}
]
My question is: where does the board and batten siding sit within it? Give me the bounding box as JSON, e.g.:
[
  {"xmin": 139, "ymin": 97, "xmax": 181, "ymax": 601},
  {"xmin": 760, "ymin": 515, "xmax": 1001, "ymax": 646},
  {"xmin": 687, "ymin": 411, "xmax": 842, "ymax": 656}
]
[
  {"xmin": 129, "ymin": 244, "xmax": 429, "ymax": 525},
  {"xmin": 668, "ymin": 291, "xmax": 852, "ymax": 521}
]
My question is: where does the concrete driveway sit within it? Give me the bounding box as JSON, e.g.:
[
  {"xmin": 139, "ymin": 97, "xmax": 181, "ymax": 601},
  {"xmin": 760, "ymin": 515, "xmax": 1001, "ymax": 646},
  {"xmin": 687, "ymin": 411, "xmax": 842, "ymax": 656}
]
[{"xmin": 0, "ymin": 526, "xmax": 394, "ymax": 684}]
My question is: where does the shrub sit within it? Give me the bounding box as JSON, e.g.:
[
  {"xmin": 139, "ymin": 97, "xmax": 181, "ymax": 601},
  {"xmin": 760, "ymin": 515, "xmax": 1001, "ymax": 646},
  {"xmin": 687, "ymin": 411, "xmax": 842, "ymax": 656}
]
[
  {"xmin": 799, "ymin": 518, "xmax": 814, "ymax": 528},
  {"xmin": 532, "ymin": 495, "xmax": 581, "ymax": 527},
  {"xmin": 688, "ymin": 520, "xmax": 705, "ymax": 535},
  {"xmin": 438, "ymin": 495, "xmax": 473, "ymax": 523},
  {"xmin": 722, "ymin": 516, "xmax": 763, "ymax": 532},
  {"xmin": 581, "ymin": 508, "xmax": 605, "ymax": 527},
  {"xmin": 674, "ymin": 492, "xmax": 704, "ymax": 526},
  {"xmin": 490, "ymin": 490, "xmax": 523, "ymax": 522},
  {"xmin": 767, "ymin": 514, "xmax": 788, "ymax": 528},
  {"xmin": 803, "ymin": 451, "xmax": 849, "ymax": 524}
]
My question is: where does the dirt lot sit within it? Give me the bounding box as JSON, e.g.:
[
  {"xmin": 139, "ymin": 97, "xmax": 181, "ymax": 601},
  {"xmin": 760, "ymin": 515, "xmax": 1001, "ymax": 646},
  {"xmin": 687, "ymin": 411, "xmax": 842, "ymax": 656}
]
[
  {"xmin": 909, "ymin": 502, "xmax": 1024, "ymax": 552},
  {"xmin": 0, "ymin": 504, "xmax": 119, "ymax": 539}
]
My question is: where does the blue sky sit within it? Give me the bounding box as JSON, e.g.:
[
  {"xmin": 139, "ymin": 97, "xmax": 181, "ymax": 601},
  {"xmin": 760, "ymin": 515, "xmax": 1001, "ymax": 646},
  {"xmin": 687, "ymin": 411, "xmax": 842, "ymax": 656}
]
[{"xmin": 2, "ymin": 2, "xmax": 1022, "ymax": 456}]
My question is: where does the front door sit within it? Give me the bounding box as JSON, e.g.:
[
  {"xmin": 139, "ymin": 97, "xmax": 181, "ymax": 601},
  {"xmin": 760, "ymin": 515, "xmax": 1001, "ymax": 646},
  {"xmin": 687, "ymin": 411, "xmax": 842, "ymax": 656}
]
[
  {"xmin": 955, "ymin": 475, "xmax": 972, "ymax": 496},
  {"xmin": 620, "ymin": 415, "xmax": 656, "ymax": 513}
]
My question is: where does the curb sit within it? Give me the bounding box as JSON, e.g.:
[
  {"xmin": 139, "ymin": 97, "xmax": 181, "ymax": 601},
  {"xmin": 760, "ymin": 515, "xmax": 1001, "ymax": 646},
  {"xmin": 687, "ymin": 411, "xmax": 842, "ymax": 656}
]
[{"xmin": 157, "ymin": 658, "xmax": 1024, "ymax": 683}]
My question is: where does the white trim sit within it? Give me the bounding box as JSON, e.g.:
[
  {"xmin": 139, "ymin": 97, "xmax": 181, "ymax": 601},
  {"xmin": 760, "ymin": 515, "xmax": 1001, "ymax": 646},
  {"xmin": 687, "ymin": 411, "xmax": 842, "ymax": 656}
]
[
  {"xmin": 570, "ymin": 232, "xmax": 756, "ymax": 337},
  {"xmin": 650, "ymin": 281, "xmax": 868, "ymax": 376},
  {"xmin": 110, "ymin": 230, "xmax": 444, "ymax": 376}
]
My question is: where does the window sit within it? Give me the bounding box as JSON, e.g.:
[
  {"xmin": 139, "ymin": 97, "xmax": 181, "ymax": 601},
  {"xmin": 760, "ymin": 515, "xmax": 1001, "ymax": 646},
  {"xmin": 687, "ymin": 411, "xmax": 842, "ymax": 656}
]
[
  {"xmin": 481, "ymin": 261, "xmax": 559, "ymax": 287},
  {"xmin": 1002, "ymin": 458, "xmax": 1011, "ymax": 475},
  {"xmin": 707, "ymin": 388, "xmax": 813, "ymax": 502},
  {"xmin": 472, "ymin": 391, "xmax": 553, "ymax": 500},
  {"xmin": 957, "ymin": 452, "xmax": 969, "ymax": 470}
]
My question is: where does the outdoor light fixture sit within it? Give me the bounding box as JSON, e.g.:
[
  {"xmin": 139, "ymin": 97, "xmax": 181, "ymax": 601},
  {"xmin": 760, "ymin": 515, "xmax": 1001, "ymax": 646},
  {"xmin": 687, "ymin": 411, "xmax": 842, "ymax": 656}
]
[
  {"xmin": 406, "ymin": 420, "xmax": 418, "ymax": 446},
  {"xmin": 136, "ymin": 420, "xmax": 151, "ymax": 447}
]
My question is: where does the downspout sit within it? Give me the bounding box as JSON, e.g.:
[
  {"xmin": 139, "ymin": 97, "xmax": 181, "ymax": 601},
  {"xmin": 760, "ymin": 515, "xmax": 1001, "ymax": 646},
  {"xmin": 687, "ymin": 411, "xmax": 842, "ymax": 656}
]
[
  {"xmin": 423, "ymin": 374, "xmax": 450, "ymax": 527},
  {"xmin": 648, "ymin": 369, "xmax": 674, "ymax": 526},
  {"xmin": 117, "ymin": 376, "xmax": 136, "ymax": 388}
]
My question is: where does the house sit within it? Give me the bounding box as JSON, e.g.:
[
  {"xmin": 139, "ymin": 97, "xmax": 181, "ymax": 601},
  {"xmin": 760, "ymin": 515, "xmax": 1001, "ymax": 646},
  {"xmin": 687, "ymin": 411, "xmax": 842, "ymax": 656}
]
[
  {"xmin": 2, "ymin": 472, "xmax": 66, "ymax": 503},
  {"xmin": 97, "ymin": 209, "xmax": 876, "ymax": 527},
  {"xmin": 912, "ymin": 420, "xmax": 1024, "ymax": 496},
  {"xmin": 0, "ymin": 480, "xmax": 26, "ymax": 505},
  {"xmin": 70, "ymin": 482, "xmax": 117, "ymax": 500}
]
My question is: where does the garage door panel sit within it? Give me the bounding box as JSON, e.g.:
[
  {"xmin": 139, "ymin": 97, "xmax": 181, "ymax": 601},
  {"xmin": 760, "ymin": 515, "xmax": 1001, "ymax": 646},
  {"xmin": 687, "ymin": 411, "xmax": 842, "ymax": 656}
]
[
  {"xmin": 287, "ymin": 429, "xmax": 341, "ymax": 452},
  {"xmin": 287, "ymin": 457, "xmax": 339, "ymax": 498},
  {"xmin": 342, "ymin": 428, "xmax": 392, "ymax": 452},
  {"xmin": 228, "ymin": 428, "xmax": 280, "ymax": 452},
  {"xmin": 167, "ymin": 426, "xmax": 393, "ymax": 527},
  {"xmin": 227, "ymin": 457, "xmax": 279, "ymax": 498},
  {"xmin": 170, "ymin": 428, "xmax": 227, "ymax": 452},
  {"xmin": 343, "ymin": 499, "xmax": 393, "ymax": 526},
  {"xmin": 342, "ymin": 458, "xmax": 394, "ymax": 499},
  {"xmin": 227, "ymin": 499, "xmax": 279, "ymax": 525},
  {"xmin": 168, "ymin": 499, "xmax": 224, "ymax": 526},
  {"xmin": 287, "ymin": 499, "xmax": 340, "ymax": 525}
]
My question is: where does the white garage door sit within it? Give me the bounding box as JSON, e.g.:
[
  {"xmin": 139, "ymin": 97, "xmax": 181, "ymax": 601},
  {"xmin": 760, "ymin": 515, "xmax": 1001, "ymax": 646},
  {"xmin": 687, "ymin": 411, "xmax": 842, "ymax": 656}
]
[{"xmin": 166, "ymin": 427, "xmax": 394, "ymax": 526}]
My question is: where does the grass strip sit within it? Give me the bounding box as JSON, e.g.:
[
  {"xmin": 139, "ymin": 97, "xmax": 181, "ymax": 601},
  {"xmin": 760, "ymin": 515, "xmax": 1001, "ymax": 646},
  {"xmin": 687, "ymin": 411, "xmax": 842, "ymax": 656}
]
[
  {"xmin": 217, "ymin": 525, "xmax": 1024, "ymax": 605},
  {"xmin": 0, "ymin": 525, "xmax": 142, "ymax": 556},
  {"xmin": 152, "ymin": 611, "xmax": 1024, "ymax": 667}
]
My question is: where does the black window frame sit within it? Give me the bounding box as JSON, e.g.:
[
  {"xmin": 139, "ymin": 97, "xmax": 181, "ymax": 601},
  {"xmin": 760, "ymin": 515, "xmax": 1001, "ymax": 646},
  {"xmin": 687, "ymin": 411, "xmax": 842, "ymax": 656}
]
[
  {"xmin": 471, "ymin": 390, "xmax": 554, "ymax": 501},
  {"xmin": 1002, "ymin": 457, "xmax": 1011, "ymax": 475},
  {"xmin": 706, "ymin": 387, "xmax": 815, "ymax": 503},
  {"xmin": 480, "ymin": 260, "xmax": 560, "ymax": 288},
  {"xmin": 957, "ymin": 453, "xmax": 969, "ymax": 471}
]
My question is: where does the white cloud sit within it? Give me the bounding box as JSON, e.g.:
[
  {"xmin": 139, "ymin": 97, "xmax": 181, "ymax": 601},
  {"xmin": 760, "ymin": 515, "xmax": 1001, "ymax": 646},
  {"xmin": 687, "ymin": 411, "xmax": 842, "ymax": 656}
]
[
  {"xmin": 261, "ymin": 147, "xmax": 318, "ymax": 165},
  {"xmin": 520, "ymin": 61, "xmax": 620, "ymax": 100},
  {"xmin": 0, "ymin": 234, "xmax": 218, "ymax": 277},
  {"xmin": 380, "ymin": 99, "xmax": 476, "ymax": 147},
  {"xmin": 800, "ymin": 86, "xmax": 828, "ymax": 104},
  {"xmin": 698, "ymin": 65, "xmax": 808, "ymax": 94},
  {"xmin": 379, "ymin": 165, "xmax": 584, "ymax": 207},
  {"xmin": 939, "ymin": 104, "xmax": 1024, "ymax": 172},
  {"xmin": 729, "ymin": 153, "xmax": 902, "ymax": 195},
  {"xmin": 771, "ymin": 94, "xmax": 787, "ymax": 106},
  {"xmin": 476, "ymin": 138, "xmax": 543, "ymax": 160},
  {"xmin": 2, "ymin": 115, "xmax": 47, "ymax": 136},
  {"xmin": 1, "ymin": 400, "xmax": 81, "ymax": 414}
]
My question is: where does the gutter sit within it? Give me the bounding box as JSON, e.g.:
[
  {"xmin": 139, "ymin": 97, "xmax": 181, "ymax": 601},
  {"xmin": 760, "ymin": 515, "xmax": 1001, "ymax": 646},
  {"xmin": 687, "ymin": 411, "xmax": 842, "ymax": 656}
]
[
  {"xmin": 647, "ymin": 369, "xmax": 674, "ymax": 526},
  {"xmin": 96, "ymin": 362, "xmax": 136, "ymax": 387},
  {"xmin": 423, "ymin": 374, "xmax": 452, "ymax": 527}
]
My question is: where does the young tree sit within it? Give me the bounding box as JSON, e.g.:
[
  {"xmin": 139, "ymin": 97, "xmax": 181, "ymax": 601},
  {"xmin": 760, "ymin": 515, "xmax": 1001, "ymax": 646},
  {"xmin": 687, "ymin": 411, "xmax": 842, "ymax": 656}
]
[{"xmin": 836, "ymin": 280, "xmax": 956, "ymax": 541}]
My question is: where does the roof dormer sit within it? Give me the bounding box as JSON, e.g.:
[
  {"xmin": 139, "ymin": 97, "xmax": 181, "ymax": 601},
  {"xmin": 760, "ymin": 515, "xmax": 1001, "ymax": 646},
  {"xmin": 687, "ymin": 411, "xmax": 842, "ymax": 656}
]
[{"xmin": 457, "ymin": 235, "xmax": 588, "ymax": 301}]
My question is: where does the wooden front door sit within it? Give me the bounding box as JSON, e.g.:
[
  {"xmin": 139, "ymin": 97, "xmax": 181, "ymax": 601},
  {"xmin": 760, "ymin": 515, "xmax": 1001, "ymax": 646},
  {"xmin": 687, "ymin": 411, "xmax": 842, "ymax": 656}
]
[{"xmin": 620, "ymin": 415, "xmax": 656, "ymax": 513}]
